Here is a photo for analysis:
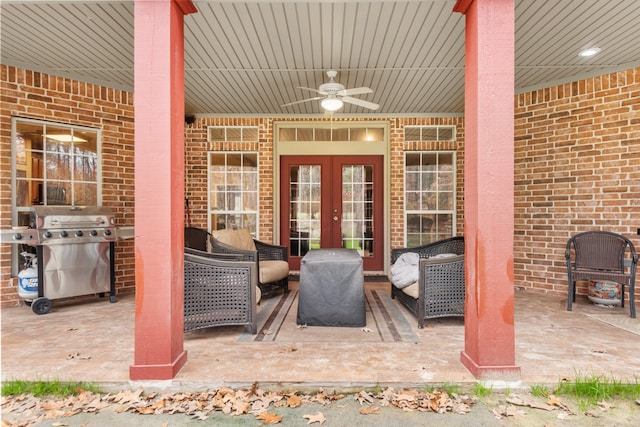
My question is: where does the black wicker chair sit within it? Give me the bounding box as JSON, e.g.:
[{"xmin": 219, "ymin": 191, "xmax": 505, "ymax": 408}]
[
  {"xmin": 184, "ymin": 248, "xmax": 258, "ymax": 334},
  {"xmin": 210, "ymin": 229, "xmax": 289, "ymax": 298},
  {"xmin": 566, "ymin": 231, "xmax": 637, "ymax": 318},
  {"xmin": 184, "ymin": 226, "xmax": 211, "ymax": 252},
  {"xmin": 390, "ymin": 236, "xmax": 465, "ymax": 328}
]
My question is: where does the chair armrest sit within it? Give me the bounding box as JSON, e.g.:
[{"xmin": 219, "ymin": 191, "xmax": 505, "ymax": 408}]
[
  {"xmin": 185, "ymin": 247, "xmax": 244, "ymax": 261},
  {"xmin": 391, "ymin": 237, "xmax": 464, "ymax": 264},
  {"xmin": 254, "ymin": 239, "xmax": 288, "ymax": 261}
]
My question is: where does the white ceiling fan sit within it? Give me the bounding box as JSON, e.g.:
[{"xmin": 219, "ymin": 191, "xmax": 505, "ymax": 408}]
[{"xmin": 282, "ymin": 70, "xmax": 380, "ymax": 112}]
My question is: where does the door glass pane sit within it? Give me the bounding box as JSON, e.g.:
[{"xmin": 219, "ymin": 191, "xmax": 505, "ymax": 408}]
[
  {"xmin": 342, "ymin": 165, "xmax": 374, "ymax": 257},
  {"xmin": 289, "ymin": 165, "xmax": 321, "ymax": 256}
]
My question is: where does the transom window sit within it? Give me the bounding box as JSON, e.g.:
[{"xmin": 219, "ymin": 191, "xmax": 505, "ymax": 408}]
[
  {"xmin": 208, "ymin": 126, "xmax": 259, "ymax": 142},
  {"xmin": 208, "ymin": 152, "xmax": 259, "ymax": 235},
  {"xmin": 278, "ymin": 126, "xmax": 384, "ymax": 142},
  {"xmin": 405, "ymin": 125, "xmax": 455, "ymax": 142},
  {"xmin": 404, "ymin": 151, "xmax": 456, "ymax": 246}
]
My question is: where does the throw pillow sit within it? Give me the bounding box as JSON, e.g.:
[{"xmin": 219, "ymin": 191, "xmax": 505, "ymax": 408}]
[{"xmin": 212, "ymin": 228, "xmax": 257, "ymax": 251}]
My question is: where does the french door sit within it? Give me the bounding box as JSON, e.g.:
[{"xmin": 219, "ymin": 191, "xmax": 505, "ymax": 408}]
[{"xmin": 280, "ymin": 155, "xmax": 384, "ymax": 271}]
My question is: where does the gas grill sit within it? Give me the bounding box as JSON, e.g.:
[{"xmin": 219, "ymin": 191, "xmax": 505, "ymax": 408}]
[{"xmin": 1, "ymin": 206, "xmax": 133, "ymax": 314}]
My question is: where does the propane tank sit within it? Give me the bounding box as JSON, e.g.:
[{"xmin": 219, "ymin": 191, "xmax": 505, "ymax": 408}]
[{"xmin": 18, "ymin": 252, "xmax": 39, "ymax": 301}]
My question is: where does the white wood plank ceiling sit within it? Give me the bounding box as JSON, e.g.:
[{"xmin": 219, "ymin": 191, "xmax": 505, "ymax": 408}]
[{"xmin": 2, "ymin": 0, "xmax": 639, "ymax": 116}]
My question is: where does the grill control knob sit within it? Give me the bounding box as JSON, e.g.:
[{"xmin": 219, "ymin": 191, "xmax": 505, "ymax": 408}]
[
  {"xmin": 104, "ymin": 229, "xmax": 112, "ymax": 236},
  {"xmin": 44, "ymin": 231, "xmax": 52, "ymax": 239},
  {"xmin": 75, "ymin": 230, "xmax": 84, "ymax": 237},
  {"xmin": 90, "ymin": 230, "xmax": 98, "ymax": 236},
  {"xmin": 60, "ymin": 231, "xmax": 68, "ymax": 238}
]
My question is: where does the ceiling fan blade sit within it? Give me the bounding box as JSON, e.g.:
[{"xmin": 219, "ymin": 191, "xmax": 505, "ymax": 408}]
[
  {"xmin": 281, "ymin": 97, "xmax": 323, "ymax": 108},
  {"xmin": 299, "ymin": 86, "xmax": 325, "ymax": 95},
  {"xmin": 341, "ymin": 96, "xmax": 380, "ymax": 111},
  {"xmin": 338, "ymin": 87, "xmax": 373, "ymax": 96}
]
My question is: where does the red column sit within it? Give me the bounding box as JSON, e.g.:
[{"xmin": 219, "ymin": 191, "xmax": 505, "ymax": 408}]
[
  {"xmin": 130, "ymin": 0, "xmax": 197, "ymax": 380},
  {"xmin": 453, "ymin": 0, "xmax": 520, "ymax": 380}
]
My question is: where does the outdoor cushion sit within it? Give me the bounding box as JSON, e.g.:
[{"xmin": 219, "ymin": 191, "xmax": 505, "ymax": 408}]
[
  {"xmin": 402, "ymin": 281, "xmax": 419, "ymax": 299},
  {"xmin": 391, "ymin": 252, "xmax": 419, "ymax": 288},
  {"xmin": 211, "ymin": 228, "xmax": 256, "ymax": 251},
  {"xmin": 259, "ymin": 260, "xmax": 289, "ymax": 285}
]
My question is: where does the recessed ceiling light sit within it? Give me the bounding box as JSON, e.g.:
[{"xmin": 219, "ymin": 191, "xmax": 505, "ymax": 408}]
[{"xmin": 579, "ymin": 47, "xmax": 601, "ymax": 57}]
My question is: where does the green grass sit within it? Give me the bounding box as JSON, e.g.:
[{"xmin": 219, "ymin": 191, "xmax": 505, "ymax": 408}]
[
  {"xmin": 1, "ymin": 379, "xmax": 102, "ymax": 397},
  {"xmin": 529, "ymin": 384, "xmax": 550, "ymax": 398},
  {"xmin": 426, "ymin": 382, "xmax": 462, "ymax": 395},
  {"xmin": 473, "ymin": 382, "xmax": 493, "ymax": 397},
  {"xmin": 554, "ymin": 374, "xmax": 640, "ymax": 407}
]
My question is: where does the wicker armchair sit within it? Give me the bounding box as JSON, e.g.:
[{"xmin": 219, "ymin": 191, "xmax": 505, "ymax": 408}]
[
  {"xmin": 566, "ymin": 231, "xmax": 637, "ymax": 318},
  {"xmin": 184, "ymin": 248, "xmax": 258, "ymax": 334},
  {"xmin": 390, "ymin": 237, "xmax": 465, "ymax": 328},
  {"xmin": 184, "ymin": 226, "xmax": 211, "ymax": 251},
  {"xmin": 210, "ymin": 229, "xmax": 289, "ymax": 298}
]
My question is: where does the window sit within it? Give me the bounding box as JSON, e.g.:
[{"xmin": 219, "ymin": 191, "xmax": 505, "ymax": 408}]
[
  {"xmin": 208, "ymin": 126, "xmax": 258, "ymax": 142},
  {"xmin": 278, "ymin": 126, "xmax": 385, "ymax": 142},
  {"xmin": 404, "ymin": 151, "xmax": 455, "ymax": 246},
  {"xmin": 12, "ymin": 118, "xmax": 101, "ymax": 227},
  {"xmin": 404, "ymin": 125, "xmax": 455, "ymax": 142},
  {"xmin": 208, "ymin": 152, "xmax": 259, "ymax": 235}
]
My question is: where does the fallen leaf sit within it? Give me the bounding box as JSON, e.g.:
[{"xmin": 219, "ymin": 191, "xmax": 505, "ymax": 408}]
[
  {"xmin": 492, "ymin": 404, "xmax": 526, "ymax": 418},
  {"xmin": 546, "ymin": 395, "xmax": 575, "ymax": 415},
  {"xmin": 596, "ymin": 400, "xmax": 613, "ymax": 411},
  {"xmin": 297, "ymin": 324, "xmax": 307, "ymax": 329},
  {"xmin": 361, "ymin": 327, "xmax": 372, "ymax": 333},
  {"xmin": 287, "ymin": 395, "xmax": 302, "ymax": 408},
  {"xmin": 592, "ymin": 349, "xmax": 606, "ymax": 353},
  {"xmin": 262, "ymin": 329, "xmax": 273, "ymax": 335},
  {"xmin": 256, "ymin": 411, "xmax": 283, "ymax": 424},
  {"xmin": 354, "ymin": 391, "xmax": 374, "ymax": 405},
  {"xmin": 303, "ymin": 412, "xmax": 326, "ymax": 424},
  {"xmin": 507, "ymin": 394, "xmax": 556, "ymax": 411},
  {"xmin": 359, "ymin": 406, "xmax": 380, "ymax": 415}
]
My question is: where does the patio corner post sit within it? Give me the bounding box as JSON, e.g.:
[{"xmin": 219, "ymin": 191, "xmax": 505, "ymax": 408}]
[
  {"xmin": 130, "ymin": 0, "xmax": 197, "ymax": 380},
  {"xmin": 453, "ymin": 0, "xmax": 521, "ymax": 380}
]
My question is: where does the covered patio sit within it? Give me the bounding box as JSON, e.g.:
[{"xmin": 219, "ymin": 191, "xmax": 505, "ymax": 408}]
[
  {"xmin": 1, "ymin": 0, "xmax": 638, "ymax": 387},
  {"xmin": 2, "ymin": 281, "xmax": 639, "ymax": 388}
]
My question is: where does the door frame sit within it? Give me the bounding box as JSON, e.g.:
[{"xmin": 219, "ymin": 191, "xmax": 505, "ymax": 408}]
[
  {"xmin": 273, "ymin": 121, "xmax": 391, "ymax": 273},
  {"xmin": 280, "ymin": 155, "xmax": 385, "ymax": 271}
]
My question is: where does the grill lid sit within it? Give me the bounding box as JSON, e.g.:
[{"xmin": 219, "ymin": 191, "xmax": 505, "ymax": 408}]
[
  {"xmin": 31, "ymin": 206, "xmax": 115, "ymax": 229},
  {"xmin": 1, "ymin": 206, "xmax": 134, "ymax": 246}
]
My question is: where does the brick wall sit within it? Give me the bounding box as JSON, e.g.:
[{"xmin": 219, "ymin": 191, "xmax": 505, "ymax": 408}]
[
  {"xmin": 5, "ymin": 62, "xmax": 635, "ymax": 308},
  {"xmin": 514, "ymin": 67, "xmax": 640, "ymax": 303},
  {"xmin": 0, "ymin": 65, "xmax": 136, "ymax": 307}
]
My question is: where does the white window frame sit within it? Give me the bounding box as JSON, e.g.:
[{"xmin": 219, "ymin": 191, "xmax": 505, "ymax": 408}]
[
  {"xmin": 207, "ymin": 151, "xmax": 260, "ymax": 236},
  {"xmin": 404, "ymin": 150, "xmax": 457, "ymax": 246}
]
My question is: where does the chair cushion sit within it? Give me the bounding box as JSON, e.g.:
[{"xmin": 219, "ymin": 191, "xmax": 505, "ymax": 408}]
[
  {"xmin": 391, "ymin": 252, "xmax": 419, "ymax": 288},
  {"xmin": 212, "ymin": 228, "xmax": 256, "ymax": 251},
  {"xmin": 259, "ymin": 260, "xmax": 289, "ymax": 284},
  {"xmin": 402, "ymin": 281, "xmax": 419, "ymax": 299}
]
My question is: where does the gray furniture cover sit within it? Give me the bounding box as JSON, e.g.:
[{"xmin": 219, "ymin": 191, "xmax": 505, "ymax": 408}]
[{"xmin": 297, "ymin": 249, "xmax": 365, "ymax": 327}]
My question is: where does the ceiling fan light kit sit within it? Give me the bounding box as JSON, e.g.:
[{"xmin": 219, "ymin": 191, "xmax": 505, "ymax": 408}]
[
  {"xmin": 281, "ymin": 70, "xmax": 380, "ymax": 112},
  {"xmin": 321, "ymin": 96, "xmax": 343, "ymax": 111}
]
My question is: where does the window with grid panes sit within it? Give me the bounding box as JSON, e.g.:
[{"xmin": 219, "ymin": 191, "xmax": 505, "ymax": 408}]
[
  {"xmin": 208, "ymin": 152, "xmax": 259, "ymax": 235},
  {"xmin": 404, "ymin": 151, "xmax": 456, "ymax": 246}
]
